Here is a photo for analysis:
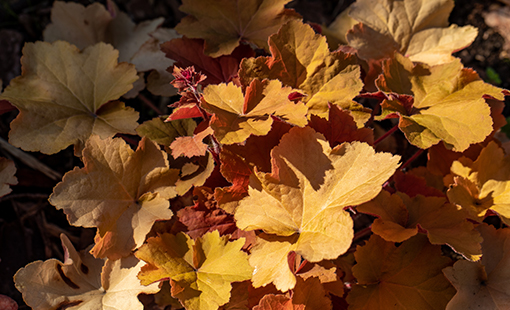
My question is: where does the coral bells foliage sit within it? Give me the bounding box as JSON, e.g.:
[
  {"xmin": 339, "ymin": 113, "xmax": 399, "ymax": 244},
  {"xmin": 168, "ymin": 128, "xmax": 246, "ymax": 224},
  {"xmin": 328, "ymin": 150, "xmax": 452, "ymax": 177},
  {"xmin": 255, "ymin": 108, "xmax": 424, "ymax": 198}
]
[{"xmin": 4, "ymin": 0, "xmax": 510, "ymax": 309}]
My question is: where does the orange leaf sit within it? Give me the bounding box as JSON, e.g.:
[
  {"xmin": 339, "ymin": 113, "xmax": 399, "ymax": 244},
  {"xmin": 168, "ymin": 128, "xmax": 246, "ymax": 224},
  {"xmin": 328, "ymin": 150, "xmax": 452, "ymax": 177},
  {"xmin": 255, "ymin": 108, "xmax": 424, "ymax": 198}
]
[
  {"xmin": 443, "ymin": 224, "xmax": 510, "ymax": 309},
  {"xmin": 358, "ymin": 191, "xmax": 482, "ymax": 260},
  {"xmin": 171, "ymin": 127, "xmax": 213, "ymax": 158},
  {"xmin": 347, "ymin": 234, "xmax": 455, "ymax": 310}
]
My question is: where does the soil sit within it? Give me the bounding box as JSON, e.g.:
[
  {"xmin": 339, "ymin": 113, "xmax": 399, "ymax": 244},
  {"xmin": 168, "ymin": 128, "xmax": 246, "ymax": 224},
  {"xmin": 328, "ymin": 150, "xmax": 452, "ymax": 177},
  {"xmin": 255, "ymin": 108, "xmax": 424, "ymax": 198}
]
[{"xmin": 0, "ymin": 0, "xmax": 509, "ymax": 309}]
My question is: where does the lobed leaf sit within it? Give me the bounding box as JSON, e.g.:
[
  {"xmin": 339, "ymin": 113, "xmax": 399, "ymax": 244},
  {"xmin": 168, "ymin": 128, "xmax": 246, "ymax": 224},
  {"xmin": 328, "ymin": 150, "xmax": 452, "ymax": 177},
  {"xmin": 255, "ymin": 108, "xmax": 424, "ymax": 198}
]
[
  {"xmin": 49, "ymin": 136, "xmax": 179, "ymax": 260},
  {"xmin": 235, "ymin": 126, "xmax": 400, "ymax": 291},
  {"xmin": 0, "ymin": 41, "xmax": 139, "ymax": 155},
  {"xmin": 136, "ymin": 230, "xmax": 253, "ymax": 310}
]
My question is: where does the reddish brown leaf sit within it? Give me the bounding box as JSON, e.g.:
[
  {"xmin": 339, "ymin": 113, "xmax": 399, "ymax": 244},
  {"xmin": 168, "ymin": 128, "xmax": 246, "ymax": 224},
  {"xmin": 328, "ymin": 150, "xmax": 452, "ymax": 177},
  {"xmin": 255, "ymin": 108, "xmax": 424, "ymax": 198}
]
[{"xmin": 161, "ymin": 37, "xmax": 254, "ymax": 86}]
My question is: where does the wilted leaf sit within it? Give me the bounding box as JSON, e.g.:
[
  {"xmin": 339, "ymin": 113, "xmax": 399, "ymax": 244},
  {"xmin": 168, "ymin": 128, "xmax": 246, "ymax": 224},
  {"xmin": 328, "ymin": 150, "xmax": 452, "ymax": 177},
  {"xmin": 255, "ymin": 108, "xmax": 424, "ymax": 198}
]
[
  {"xmin": 447, "ymin": 141, "xmax": 510, "ymax": 226},
  {"xmin": 49, "ymin": 136, "xmax": 179, "ymax": 259},
  {"xmin": 443, "ymin": 224, "xmax": 510, "ymax": 309},
  {"xmin": 347, "ymin": 234, "xmax": 455, "ymax": 310},
  {"xmin": 136, "ymin": 230, "xmax": 253, "ymax": 310},
  {"xmin": 0, "ymin": 41, "xmax": 139, "ymax": 155},
  {"xmin": 235, "ymin": 126, "xmax": 400, "ymax": 291},
  {"xmin": 240, "ymin": 20, "xmax": 368, "ymax": 124},
  {"xmin": 357, "ymin": 191, "xmax": 482, "ymax": 260},
  {"xmin": 346, "ymin": 0, "xmax": 477, "ymax": 65},
  {"xmin": 174, "ymin": 0, "xmax": 300, "ymax": 57},
  {"xmin": 201, "ymin": 79, "xmax": 307, "ymax": 144},
  {"xmin": 0, "ymin": 157, "xmax": 17, "ymax": 197},
  {"xmin": 376, "ymin": 54, "xmax": 506, "ymax": 151},
  {"xmin": 14, "ymin": 234, "xmax": 159, "ymax": 310}
]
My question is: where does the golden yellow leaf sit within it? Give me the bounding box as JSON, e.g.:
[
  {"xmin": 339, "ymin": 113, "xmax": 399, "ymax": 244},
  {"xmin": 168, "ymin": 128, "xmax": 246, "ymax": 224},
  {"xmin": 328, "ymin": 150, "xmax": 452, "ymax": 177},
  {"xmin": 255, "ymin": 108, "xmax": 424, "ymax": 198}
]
[
  {"xmin": 346, "ymin": 0, "xmax": 477, "ymax": 65},
  {"xmin": 235, "ymin": 126, "xmax": 400, "ymax": 291},
  {"xmin": 240, "ymin": 20, "xmax": 368, "ymax": 124},
  {"xmin": 201, "ymin": 79, "xmax": 307, "ymax": 144},
  {"xmin": 49, "ymin": 136, "xmax": 179, "ymax": 260},
  {"xmin": 0, "ymin": 41, "xmax": 139, "ymax": 155},
  {"xmin": 13, "ymin": 234, "xmax": 159, "ymax": 310},
  {"xmin": 376, "ymin": 55, "xmax": 506, "ymax": 151},
  {"xmin": 447, "ymin": 141, "xmax": 510, "ymax": 225},
  {"xmin": 136, "ymin": 231, "xmax": 253, "ymax": 310},
  {"xmin": 174, "ymin": 0, "xmax": 300, "ymax": 57}
]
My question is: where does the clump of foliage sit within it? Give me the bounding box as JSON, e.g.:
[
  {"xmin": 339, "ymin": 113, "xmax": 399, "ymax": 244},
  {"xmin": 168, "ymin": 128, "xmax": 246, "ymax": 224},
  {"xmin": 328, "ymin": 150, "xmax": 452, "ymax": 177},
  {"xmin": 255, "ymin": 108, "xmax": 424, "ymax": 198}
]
[{"xmin": 1, "ymin": 0, "xmax": 510, "ymax": 309}]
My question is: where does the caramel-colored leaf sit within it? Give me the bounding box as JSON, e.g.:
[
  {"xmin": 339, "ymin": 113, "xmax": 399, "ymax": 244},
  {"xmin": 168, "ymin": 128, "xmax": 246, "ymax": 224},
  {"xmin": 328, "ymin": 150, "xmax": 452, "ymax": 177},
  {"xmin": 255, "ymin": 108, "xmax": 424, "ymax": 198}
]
[
  {"xmin": 49, "ymin": 136, "xmax": 179, "ymax": 260},
  {"xmin": 14, "ymin": 234, "xmax": 159, "ymax": 310},
  {"xmin": 347, "ymin": 234, "xmax": 455, "ymax": 310},
  {"xmin": 443, "ymin": 224, "xmax": 510, "ymax": 309},
  {"xmin": 136, "ymin": 231, "xmax": 253, "ymax": 310},
  {"xmin": 0, "ymin": 41, "xmax": 138, "ymax": 155},
  {"xmin": 235, "ymin": 126, "xmax": 400, "ymax": 291},
  {"xmin": 174, "ymin": 0, "xmax": 300, "ymax": 57},
  {"xmin": 346, "ymin": 0, "xmax": 477, "ymax": 65}
]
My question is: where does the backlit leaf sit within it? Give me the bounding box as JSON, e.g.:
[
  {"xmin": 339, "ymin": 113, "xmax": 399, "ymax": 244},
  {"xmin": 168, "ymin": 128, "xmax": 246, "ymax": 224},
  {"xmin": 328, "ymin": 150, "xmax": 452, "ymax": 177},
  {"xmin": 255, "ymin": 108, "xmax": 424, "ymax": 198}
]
[
  {"xmin": 235, "ymin": 127, "xmax": 400, "ymax": 291},
  {"xmin": 376, "ymin": 54, "xmax": 506, "ymax": 151},
  {"xmin": 447, "ymin": 141, "xmax": 510, "ymax": 226},
  {"xmin": 240, "ymin": 20, "xmax": 368, "ymax": 124},
  {"xmin": 201, "ymin": 79, "xmax": 307, "ymax": 144},
  {"xmin": 136, "ymin": 230, "xmax": 253, "ymax": 310}
]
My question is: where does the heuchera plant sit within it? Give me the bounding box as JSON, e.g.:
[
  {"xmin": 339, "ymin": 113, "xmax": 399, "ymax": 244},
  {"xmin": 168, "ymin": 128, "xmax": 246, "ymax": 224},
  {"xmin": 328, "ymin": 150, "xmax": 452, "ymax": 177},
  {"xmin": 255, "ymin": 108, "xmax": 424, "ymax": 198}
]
[{"xmin": 2, "ymin": 0, "xmax": 510, "ymax": 309}]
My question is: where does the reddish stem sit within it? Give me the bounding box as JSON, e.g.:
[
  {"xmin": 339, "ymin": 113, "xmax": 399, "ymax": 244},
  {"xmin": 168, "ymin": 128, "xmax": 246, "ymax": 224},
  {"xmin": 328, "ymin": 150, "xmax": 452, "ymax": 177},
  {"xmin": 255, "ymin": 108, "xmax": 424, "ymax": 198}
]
[
  {"xmin": 353, "ymin": 225, "xmax": 373, "ymax": 243},
  {"xmin": 138, "ymin": 93, "xmax": 163, "ymax": 115},
  {"xmin": 400, "ymin": 148, "xmax": 425, "ymax": 171},
  {"xmin": 374, "ymin": 124, "xmax": 399, "ymax": 145}
]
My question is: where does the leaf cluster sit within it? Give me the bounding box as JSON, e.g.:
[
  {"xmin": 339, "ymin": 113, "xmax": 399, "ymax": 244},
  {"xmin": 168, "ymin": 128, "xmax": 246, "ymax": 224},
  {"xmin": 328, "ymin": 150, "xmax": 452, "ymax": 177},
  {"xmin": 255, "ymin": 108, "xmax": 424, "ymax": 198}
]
[{"xmin": 1, "ymin": 0, "xmax": 510, "ymax": 309}]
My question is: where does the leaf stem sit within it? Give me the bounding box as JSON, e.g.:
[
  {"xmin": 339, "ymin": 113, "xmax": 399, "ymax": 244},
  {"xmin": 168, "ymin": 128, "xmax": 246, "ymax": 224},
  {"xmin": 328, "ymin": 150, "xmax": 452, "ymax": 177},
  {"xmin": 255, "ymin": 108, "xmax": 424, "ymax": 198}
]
[
  {"xmin": 138, "ymin": 93, "xmax": 163, "ymax": 115},
  {"xmin": 374, "ymin": 124, "xmax": 399, "ymax": 145},
  {"xmin": 400, "ymin": 148, "xmax": 425, "ymax": 171}
]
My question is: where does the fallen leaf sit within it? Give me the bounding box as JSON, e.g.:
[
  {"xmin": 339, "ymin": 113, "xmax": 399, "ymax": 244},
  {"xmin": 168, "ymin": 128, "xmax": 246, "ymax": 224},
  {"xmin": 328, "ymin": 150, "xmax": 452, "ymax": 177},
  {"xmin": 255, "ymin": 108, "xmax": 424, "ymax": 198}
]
[
  {"xmin": 346, "ymin": 0, "xmax": 477, "ymax": 65},
  {"xmin": 174, "ymin": 0, "xmax": 300, "ymax": 57},
  {"xmin": 443, "ymin": 224, "xmax": 510, "ymax": 309},
  {"xmin": 0, "ymin": 41, "xmax": 139, "ymax": 155},
  {"xmin": 49, "ymin": 136, "xmax": 179, "ymax": 260},
  {"xmin": 235, "ymin": 126, "xmax": 400, "ymax": 291},
  {"xmin": 347, "ymin": 234, "xmax": 455, "ymax": 310},
  {"xmin": 136, "ymin": 230, "xmax": 253, "ymax": 310},
  {"xmin": 14, "ymin": 234, "xmax": 159, "ymax": 310}
]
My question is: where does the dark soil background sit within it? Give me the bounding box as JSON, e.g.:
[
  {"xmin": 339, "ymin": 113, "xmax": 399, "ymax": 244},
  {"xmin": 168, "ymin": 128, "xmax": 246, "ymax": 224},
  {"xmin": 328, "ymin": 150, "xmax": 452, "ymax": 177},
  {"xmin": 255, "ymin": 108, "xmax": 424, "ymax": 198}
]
[{"xmin": 0, "ymin": 0, "xmax": 509, "ymax": 309}]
